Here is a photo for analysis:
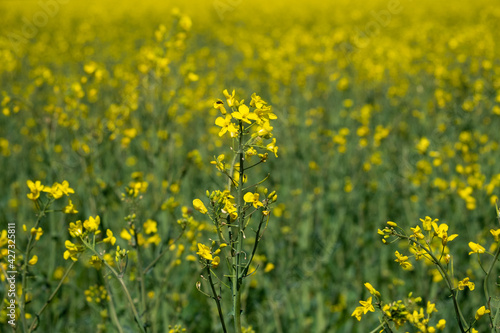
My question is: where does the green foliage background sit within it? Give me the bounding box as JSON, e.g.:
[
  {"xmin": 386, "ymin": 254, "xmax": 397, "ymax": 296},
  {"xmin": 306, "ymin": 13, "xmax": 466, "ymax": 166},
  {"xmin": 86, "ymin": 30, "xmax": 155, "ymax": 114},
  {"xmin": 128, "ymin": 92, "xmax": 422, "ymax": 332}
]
[{"xmin": 1, "ymin": 0, "xmax": 500, "ymax": 331}]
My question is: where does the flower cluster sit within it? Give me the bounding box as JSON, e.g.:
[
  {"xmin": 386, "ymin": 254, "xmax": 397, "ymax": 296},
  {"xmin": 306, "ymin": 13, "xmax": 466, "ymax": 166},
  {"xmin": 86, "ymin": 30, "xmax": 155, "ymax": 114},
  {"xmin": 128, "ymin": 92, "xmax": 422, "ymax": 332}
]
[{"xmin": 352, "ymin": 283, "xmax": 446, "ymax": 332}]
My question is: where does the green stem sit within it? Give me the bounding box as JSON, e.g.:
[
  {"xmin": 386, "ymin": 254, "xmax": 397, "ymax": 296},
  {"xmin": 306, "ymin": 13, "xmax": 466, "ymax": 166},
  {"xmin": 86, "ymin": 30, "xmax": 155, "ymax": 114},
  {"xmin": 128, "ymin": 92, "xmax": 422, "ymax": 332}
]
[
  {"xmin": 207, "ymin": 266, "xmax": 227, "ymax": 333},
  {"xmin": 28, "ymin": 261, "xmax": 76, "ymax": 332},
  {"xmin": 134, "ymin": 232, "xmax": 148, "ymax": 327},
  {"xmin": 21, "ymin": 199, "xmax": 52, "ymax": 332},
  {"xmin": 484, "ymin": 241, "xmax": 500, "ymax": 328},
  {"xmin": 233, "ymin": 121, "xmax": 244, "ymax": 333},
  {"xmin": 104, "ymin": 278, "xmax": 125, "ymax": 333},
  {"xmin": 86, "ymin": 244, "xmax": 147, "ymax": 333},
  {"xmin": 406, "ymin": 237, "xmax": 467, "ymax": 332}
]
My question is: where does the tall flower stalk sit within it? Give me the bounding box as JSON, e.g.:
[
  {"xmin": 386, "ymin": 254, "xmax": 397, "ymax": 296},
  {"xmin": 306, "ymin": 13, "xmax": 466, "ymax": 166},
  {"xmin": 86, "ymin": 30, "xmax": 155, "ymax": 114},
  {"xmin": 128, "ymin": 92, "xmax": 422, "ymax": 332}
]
[{"xmin": 193, "ymin": 90, "xmax": 278, "ymax": 332}]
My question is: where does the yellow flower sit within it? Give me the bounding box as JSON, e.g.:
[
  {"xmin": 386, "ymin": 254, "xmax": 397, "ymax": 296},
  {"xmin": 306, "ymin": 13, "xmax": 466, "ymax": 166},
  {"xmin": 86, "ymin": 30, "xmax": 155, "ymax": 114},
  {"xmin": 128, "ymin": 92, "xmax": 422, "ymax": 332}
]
[
  {"xmin": 244, "ymin": 192, "xmax": 263, "ymax": 209},
  {"xmin": 256, "ymin": 121, "xmax": 273, "ymax": 138},
  {"xmin": 215, "ymin": 115, "xmax": 238, "ymax": 137},
  {"xmin": 426, "ymin": 301, "xmax": 437, "ymax": 314},
  {"xmin": 420, "ymin": 216, "xmax": 437, "ymax": 231},
  {"xmin": 468, "ymin": 242, "xmax": 485, "ymax": 255},
  {"xmin": 63, "ymin": 240, "xmax": 82, "ymax": 261},
  {"xmin": 266, "ymin": 138, "xmax": 278, "ymax": 158},
  {"xmin": 83, "ymin": 216, "xmax": 101, "ymax": 233},
  {"xmin": 364, "ymin": 282, "xmax": 381, "ymax": 298},
  {"xmin": 394, "ymin": 251, "xmax": 413, "ymax": 270},
  {"xmin": 264, "ymin": 262, "xmax": 275, "ymax": 273},
  {"xmin": 232, "ymin": 104, "xmax": 259, "ymax": 124},
  {"xmin": 43, "ymin": 182, "xmax": 64, "ymax": 199},
  {"xmin": 58, "ymin": 180, "xmax": 75, "ymax": 196},
  {"xmin": 143, "ymin": 219, "xmax": 158, "ymax": 234},
  {"xmin": 193, "ymin": 199, "xmax": 208, "ymax": 214},
  {"xmin": 68, "ymin": 221, "xmax": 83, "ymax": 238},
  {"xmin": 410, "ymin": 225, "xmax": 425, "ymax": 239},
  {"xmin": 120, "ymin": 228, "xmax": 133, "ymax": 241},
  {"xmin": 31, "ymin": 227, "xmax": 43, "ymax": 241},
  {"xmin": 27, "ymin": 180, "xmax": 44, "ymax": 201},
  {"xmin": 432, "ymin": 222, "xmax": 458, "ymax": 245},
  {"xmin": 211, "ymin": 256, "xmax": 220, "ymax": 268},
  {"xmin": 89, "ymin": 255, "xmax": 102, "ymax": 269},
  {"xmin": 28, "ymin": 255, "xmax": 38, "ymax": 265},
  {"xmin": 213, "ymin": 99, "xmax": 227, "ymax": 115},
  {"xmin": 491, "ymin": 229, "xmax": 500, "ymax": 242},
  {"xmin": 196, "ymin": 243, "xmax": 213, "ymax": 261},
  {"xmin": 458, "ymin": 277, "xmax": 475, "ymax": 291},
  {"xmin": 103, "ymin": 229, "xmax": 116, "ymax": 245},
  {"xmin": 223, "ymin": 89, "xmax": 236, "ymax": 107},
  {"xmin": 475, "ymin": 305, "xmax": 490, "ymax": 320},
  {"xmin": 436, "ymin": 319, "xmax": 446, "ymax": 330},
  {"xmin": 360, "ymin": 297, "xmax": 375, "ymax": 314},
  {"xmin": 64, "ymin": 199, "xmax": 78, "ymax": 214}
]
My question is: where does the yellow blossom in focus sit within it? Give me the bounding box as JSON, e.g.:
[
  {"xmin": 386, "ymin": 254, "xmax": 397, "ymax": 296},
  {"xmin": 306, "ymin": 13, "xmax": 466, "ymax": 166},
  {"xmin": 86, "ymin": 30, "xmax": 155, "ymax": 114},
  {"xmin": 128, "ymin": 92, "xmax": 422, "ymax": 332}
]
[
  {"xmin": 196, "ymin": 243, "xmax": 213, "ymax": 261},
  {"xmin": 215, "ymin": 115, "xmax": 238, "ymax": 137},
  {"xmin": 232, "ymin": 104, "xmax": 259, "ymax": 124},
  {"xmin": 244, "ymin": 192, "xmax": 263, "ymax": 208},
  {"xmin": 27, "ymin": 180, "xmax": 45, "ymax": 201}
]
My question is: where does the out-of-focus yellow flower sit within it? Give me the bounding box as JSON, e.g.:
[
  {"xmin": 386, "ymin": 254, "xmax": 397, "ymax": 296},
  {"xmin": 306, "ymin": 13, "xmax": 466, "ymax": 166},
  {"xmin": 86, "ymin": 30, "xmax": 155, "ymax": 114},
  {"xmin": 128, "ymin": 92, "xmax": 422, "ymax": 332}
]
[
  {"xmin": 64, "ymin": 199, "xmax": 78, "ymax": 214},
  {"xmin": 28, "ymin": 255, "xmax": 38, "ymax": 265},
  {"xmin": 68, "ymin": 221, "xmax": 83, "ymax": 238},
  {"xmin": 193, "ymin": 199, "xmax": 208, "ymax": 214},
  {"xmin": 143, "ymin": 219, "xmax": 157, "ymax": 234},
  {"xmin": 31, "ymin": 227, "xmax": 43, "ymax": 241},
  {"xmin": 223, "ymin": 89, "xmax": 236, "ymax": 107},
  {"xmin": 469, "ymin": 242, "xmax": 485, "ymax": 255},
  {"xmin": 103, "ymin": 229, "xmax": 116, "ymax": 245},
  {"xmin": 364, "ymin": 282, "xmax": 380, "ymax": 298},
  {"xmin": 83, "ymin": 216, "xmax": 100, "ymax": 233}
]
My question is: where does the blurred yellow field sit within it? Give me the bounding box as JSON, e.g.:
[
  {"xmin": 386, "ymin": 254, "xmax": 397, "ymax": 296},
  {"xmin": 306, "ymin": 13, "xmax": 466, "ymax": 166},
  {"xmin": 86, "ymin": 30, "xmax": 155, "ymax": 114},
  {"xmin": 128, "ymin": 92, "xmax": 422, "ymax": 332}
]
[{"xmin": 1, "ymin": 0, "xmax": 500, "ymax": 332}]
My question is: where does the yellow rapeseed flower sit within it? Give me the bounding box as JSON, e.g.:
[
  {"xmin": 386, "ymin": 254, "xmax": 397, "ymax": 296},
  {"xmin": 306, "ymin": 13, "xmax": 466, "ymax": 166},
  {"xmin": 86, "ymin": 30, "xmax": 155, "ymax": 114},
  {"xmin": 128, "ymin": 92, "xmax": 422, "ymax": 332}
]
[
  {"xmin": 196, "ymin": 243, "xmax": 213, "ymax": 261},
  {"xmin": 193, "ymin": 199, "xmax": 208, "ymax": 214},
  {"xmin": 27, "ymin": 180, "xmax": 44, "ymax": 200},
  {"xmin": 103, "ymin": 229, "xmax": 116, "ymax": 245},
  {"xmin": 244, "ymin": 192, "xmax": 263, "ymax": 209},
  {"xmin": 468, "ymin": 242, "xmax": 485, "ymax": 255}
]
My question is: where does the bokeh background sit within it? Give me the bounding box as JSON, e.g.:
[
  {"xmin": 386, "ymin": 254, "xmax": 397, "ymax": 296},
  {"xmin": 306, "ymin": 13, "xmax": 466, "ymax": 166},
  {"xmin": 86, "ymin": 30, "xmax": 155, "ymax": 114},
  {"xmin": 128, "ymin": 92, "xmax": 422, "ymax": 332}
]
[{"xmin": 1, "ymin": 0, "xmax": 500, "ymax": 331}]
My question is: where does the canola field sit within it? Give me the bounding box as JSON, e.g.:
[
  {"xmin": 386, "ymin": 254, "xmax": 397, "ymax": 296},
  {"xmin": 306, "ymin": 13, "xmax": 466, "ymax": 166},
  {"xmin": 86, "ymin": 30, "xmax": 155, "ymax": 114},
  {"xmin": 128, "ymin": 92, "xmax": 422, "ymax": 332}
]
[{"xmin": 1, "ymin": 0, "xmax": 500, "ymax": 332}]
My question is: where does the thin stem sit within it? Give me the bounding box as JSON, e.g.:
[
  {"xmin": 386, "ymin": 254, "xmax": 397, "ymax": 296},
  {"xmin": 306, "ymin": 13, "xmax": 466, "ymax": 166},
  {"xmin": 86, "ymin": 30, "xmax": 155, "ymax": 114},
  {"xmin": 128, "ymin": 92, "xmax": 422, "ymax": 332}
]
[
  {"xmin": 104, "ymin": 277, "xmax": 125, "ymax": 333},
  {"xmin": 28, "ymin": 261, "xmax": 76, "ymax": 332},
  {"xmin": 233, "ymin": 120, "xmax": 244, "ymax": 333},
  {"xmin": 207, "ymin": 266, "xmax": 227, "ymax": 333},
  {"xmin": 143, "ymin": 230, "xmax": 184, "ymax": 274},
  {"xmin": 21, "ymin": 199, "xmax": 52, "ymax": 332},
  {"xmin": 403, "ymin": 236, "xmax": 468, "ymax": 332},
  {"xmin": 86, "ymin": 244, "xmax": 147, "ymax": 333},
  {"xmin": 484, "ymin": 241, "xmax": 500, "ymax": 327}
]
